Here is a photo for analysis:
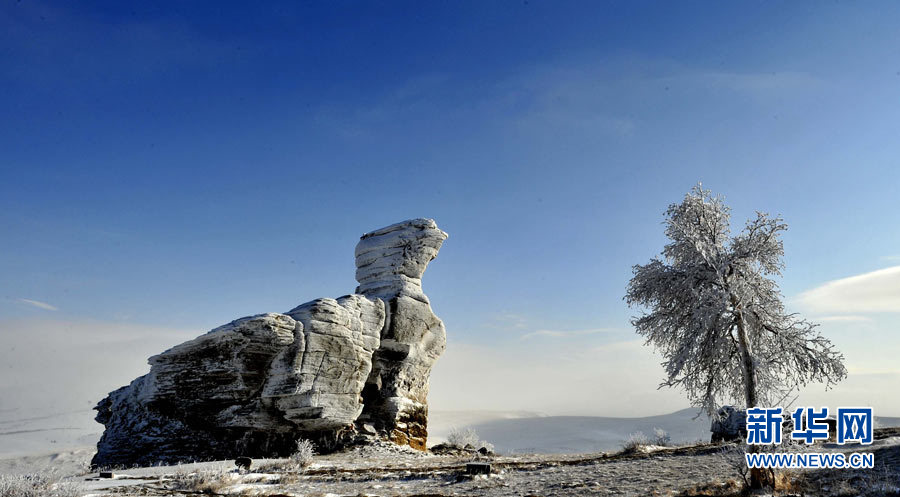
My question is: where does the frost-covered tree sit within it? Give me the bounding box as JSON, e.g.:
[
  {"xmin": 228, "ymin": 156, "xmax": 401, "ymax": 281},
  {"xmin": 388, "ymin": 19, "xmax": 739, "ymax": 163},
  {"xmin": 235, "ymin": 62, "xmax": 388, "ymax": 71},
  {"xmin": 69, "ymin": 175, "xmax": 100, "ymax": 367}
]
[{"xmin": 625, "ymin": 185, "xmax": 846, "ymax": 414}]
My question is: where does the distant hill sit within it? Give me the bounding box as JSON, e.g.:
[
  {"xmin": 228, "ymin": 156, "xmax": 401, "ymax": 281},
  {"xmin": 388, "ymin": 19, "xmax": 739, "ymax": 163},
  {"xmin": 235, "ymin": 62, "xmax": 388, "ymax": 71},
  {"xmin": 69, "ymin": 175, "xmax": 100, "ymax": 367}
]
[
  {"xmin": 455, "ymin": 408, "xmax": 710, "ymax": 454},
  {"xmin": 439, "ymin": 409, "xmax": 900, "ymax": 455},
  {"xmin": 878, "ymin": 416, "xmax": 900, "ymax": 429}
]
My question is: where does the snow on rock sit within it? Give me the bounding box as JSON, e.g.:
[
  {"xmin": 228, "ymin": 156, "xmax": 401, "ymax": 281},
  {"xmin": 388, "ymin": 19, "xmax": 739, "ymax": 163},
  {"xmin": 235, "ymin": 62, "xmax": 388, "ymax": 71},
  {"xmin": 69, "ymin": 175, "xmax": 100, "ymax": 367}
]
[{"xmin": 91, "ymin": 219, "xmax": 447, "ymax": 468}]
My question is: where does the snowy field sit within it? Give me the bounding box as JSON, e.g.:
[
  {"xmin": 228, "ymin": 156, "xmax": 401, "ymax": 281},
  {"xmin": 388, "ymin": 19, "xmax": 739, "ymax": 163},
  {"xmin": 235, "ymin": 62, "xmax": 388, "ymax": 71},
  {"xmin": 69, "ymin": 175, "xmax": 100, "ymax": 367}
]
[
  {"xmin": 2, "ymin": 434, "xmax": 898, "ymax": 497},
  {"xmin": 1, "ymin": 407, "xmax": 899, "ymax": 496}
]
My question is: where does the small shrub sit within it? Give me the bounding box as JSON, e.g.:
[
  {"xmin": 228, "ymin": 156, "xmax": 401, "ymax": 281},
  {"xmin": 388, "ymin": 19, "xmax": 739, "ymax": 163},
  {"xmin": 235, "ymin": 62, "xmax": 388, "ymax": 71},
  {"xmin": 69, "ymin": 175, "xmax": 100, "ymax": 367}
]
[
  {"xmin": 256, "ymin": 438, "xmax": 316, "ymax": 476},
  {"xmin": 0, "ymin": 471, "xmax": 82, "ymax": 497},
  {"xmin": 773, "ymin": 469, "xmax": 800, "ymax": 493},
  {"xmin": 478, "ymin": 440, "xmax": 495, "ymax": 453},
  {"xmin": 290, "ymin": 438, "xmax": 315, "ymax": 469},
  {"xmin": 446, "ymin": 427, "xmax": 495, "ymax": 453},
  {"xmin": 621, "ymin": 431, "xmax": 650, "ymax": 453},
  {"xmin": 447, "ymin": 427, "xmax": 480, "ymax": 448},
  {"xmin": 718, "ymin": 444, "xmax": 750, "ymax": 489},
  {"xmin": 652, "ymin": 427, "xmax": 672, "ymax": 446},
  {"xmin": 169, "ymin": 467, "xmax": 235, "ymax": 494}
]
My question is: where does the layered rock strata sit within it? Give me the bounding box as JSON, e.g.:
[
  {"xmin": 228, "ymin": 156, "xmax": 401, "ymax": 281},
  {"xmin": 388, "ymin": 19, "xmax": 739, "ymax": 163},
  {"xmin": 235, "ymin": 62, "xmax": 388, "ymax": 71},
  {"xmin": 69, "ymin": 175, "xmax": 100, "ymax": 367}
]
[
  {"xmin": 92, "ymin": 219, "xmax": 447, "ymax": 468},
  {"xmin": 354, "ymin": 219, "xmax": 449, "ymax": 450}
]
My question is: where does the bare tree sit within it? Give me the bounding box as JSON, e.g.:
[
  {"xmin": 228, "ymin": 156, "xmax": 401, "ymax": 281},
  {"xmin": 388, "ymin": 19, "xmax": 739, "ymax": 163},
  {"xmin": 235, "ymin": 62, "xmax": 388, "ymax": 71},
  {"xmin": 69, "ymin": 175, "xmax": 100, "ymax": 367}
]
[{"xmin": 625, "ymin": 185, "xmax": 846, "ymax": 416}]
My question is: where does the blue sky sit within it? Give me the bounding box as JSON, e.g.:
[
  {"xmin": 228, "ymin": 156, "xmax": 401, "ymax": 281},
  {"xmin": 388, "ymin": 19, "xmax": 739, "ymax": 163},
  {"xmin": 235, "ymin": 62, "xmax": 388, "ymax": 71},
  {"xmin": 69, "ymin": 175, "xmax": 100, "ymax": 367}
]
[{"xmin": 1, "ymin": 1, "xmax": 899, "ymax": 417}]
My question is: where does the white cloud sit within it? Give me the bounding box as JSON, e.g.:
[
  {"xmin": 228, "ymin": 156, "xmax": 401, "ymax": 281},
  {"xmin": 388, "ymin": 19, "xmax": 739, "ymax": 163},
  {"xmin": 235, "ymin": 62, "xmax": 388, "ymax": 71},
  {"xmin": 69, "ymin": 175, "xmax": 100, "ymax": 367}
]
[
  {"xmin": 521, "ymin": 327, "xmax": 620, "ymax": 340},
  {"xmin": 795, "ymin": 265, "xmax": 900, "ymax": 314},
  {"xmin": 16, "ymin": 298, "xmax": 58, "ymax": 311}
]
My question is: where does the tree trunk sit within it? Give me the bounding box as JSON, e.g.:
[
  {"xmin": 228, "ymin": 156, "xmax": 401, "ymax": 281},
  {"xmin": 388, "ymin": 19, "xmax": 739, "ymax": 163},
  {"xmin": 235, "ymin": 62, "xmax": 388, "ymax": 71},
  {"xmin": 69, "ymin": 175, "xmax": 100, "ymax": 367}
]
[
  {"xmin": 732, "ymin": 297, "xmax": 766, "ymax": 489},
  {"xmin": 733, "ymin": 309, "xmax": 758, "ymax": 409}
]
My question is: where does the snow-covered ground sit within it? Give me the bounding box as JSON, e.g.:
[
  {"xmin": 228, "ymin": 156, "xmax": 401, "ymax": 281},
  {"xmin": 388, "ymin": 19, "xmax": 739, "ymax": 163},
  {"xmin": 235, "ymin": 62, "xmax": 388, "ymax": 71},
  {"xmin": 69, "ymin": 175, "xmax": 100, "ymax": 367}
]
[
  {"xmin": 18, "ymin": 434, "xmax": 893, "ymax": 497},
  {"xmin": 1, "ymin": 407, "xmax": 899, "ymax": 496}
]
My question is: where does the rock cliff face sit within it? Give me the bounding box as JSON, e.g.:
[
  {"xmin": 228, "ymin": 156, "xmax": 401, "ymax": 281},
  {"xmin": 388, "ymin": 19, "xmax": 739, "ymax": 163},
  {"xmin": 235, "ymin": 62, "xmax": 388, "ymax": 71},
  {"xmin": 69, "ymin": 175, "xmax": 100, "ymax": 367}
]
[{"xmin": 92, "ymin": 219, "xmax": 447, "ymax": 468}]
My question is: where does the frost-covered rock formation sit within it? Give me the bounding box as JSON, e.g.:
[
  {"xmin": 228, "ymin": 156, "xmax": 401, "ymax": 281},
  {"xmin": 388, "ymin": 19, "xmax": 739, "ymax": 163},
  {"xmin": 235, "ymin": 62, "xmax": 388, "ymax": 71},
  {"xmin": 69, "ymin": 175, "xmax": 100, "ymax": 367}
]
[
  {"xmin": 92, "ymin": 219, "xmax": 447, "ymax": 468},
  {"xmin": 710, "ymin": 405, "xmax": 747, "ymax": 443}
]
